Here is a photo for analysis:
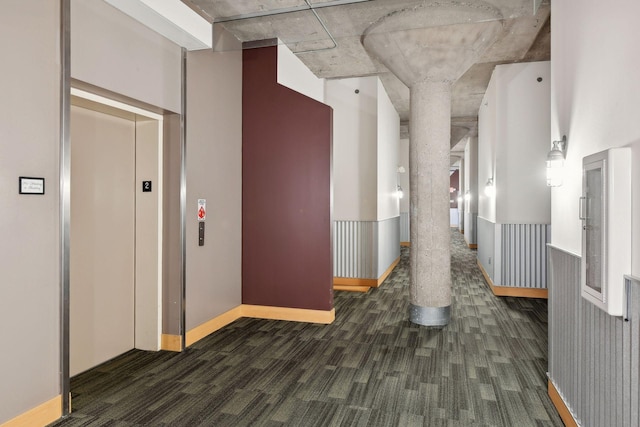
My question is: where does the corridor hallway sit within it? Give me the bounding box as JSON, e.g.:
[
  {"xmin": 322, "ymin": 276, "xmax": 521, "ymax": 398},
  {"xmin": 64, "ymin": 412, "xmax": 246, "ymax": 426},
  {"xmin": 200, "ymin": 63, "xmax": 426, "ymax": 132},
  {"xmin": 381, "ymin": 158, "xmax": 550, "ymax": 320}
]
[{"xmin": 50, "ymin": 230, "xmax": 562, "ymax": 426}]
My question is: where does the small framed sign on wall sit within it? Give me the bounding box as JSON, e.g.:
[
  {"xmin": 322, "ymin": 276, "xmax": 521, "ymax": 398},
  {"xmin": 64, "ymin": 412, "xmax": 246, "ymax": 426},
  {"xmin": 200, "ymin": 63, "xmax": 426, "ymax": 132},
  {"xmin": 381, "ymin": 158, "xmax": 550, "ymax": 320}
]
[{"xmin": 19, "ymin": 177, "xmax": 45, "ymax": 195}]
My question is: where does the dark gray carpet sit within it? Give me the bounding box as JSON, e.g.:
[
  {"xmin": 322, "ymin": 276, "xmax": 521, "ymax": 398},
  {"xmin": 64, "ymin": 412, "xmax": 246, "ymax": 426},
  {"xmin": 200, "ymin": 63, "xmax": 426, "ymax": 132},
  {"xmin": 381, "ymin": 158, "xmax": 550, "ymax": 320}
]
[{"xmin": 49, "ymin": 230, "xmax": 562, "ymax": 426}]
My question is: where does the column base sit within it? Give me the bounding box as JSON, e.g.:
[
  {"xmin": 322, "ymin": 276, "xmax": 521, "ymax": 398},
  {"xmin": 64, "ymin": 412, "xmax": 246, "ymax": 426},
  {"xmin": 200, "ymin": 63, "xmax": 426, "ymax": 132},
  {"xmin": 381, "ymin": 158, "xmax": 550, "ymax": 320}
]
[{"xmin": 409, "ymin": 304, "xmax": 451, "ymax": 326}]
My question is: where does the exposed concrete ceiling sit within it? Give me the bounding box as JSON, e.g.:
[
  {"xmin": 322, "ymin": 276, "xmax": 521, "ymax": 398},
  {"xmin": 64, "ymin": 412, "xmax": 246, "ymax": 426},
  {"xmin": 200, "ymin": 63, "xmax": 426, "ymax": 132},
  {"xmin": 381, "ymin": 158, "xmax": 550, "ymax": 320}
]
[
  {"xmin": 362, "ymin": 4, "xmax": 505, "ymax": 86},
  {"xmin": 183, "ymin": 0, "xmax": 550, "ymax": 148}
]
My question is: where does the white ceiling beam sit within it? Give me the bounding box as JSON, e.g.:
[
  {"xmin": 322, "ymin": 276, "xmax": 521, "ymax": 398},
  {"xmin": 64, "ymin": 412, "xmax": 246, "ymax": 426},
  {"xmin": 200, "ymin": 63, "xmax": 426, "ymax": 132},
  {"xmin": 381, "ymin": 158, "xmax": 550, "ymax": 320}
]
[{"xmin": 104, "ymin": 0, "xmax": 212, "ymax": 50}]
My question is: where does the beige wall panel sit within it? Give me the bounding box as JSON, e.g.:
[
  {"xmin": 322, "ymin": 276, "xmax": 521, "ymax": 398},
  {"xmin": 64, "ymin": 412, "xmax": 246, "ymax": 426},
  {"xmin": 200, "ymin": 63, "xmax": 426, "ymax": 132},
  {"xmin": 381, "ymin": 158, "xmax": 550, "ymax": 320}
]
[
  {"xmin": 0, "ymin": 1, "xmax": 62, "ymax": 423},
  {"xmin": 70, "ymin": 105, "xmax": 135, "ymax": 376},
  {"xmin": 71, "ymin": 0, "xmax": 182, "ymax": 113},
  {"xmin": 162, "ymin": 114, "xmax": 182, "ymax": 335},
  {"xmin": 135, "ymin": 119, "xmax": 162, "ymax": 351},
  {"xmin": 186, "ymin": 48, "xmax": 243, "ymax": 331}
]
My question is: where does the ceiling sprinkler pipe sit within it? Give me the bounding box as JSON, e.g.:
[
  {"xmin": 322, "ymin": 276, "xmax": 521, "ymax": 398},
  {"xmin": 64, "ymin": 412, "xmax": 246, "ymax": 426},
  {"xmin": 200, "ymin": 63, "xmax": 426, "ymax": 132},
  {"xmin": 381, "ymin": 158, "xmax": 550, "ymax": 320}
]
[{"xmin": 213, "ymin": 0, "xmax": 374, "ymax": 54}]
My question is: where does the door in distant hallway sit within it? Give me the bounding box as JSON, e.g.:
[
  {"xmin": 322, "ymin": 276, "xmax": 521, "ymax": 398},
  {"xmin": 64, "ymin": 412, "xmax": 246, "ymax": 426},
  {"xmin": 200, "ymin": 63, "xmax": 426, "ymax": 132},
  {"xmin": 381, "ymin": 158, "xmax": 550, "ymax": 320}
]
[{"xmin": 70, "ymin": 104, "xmax": 135, "ymax": 376}]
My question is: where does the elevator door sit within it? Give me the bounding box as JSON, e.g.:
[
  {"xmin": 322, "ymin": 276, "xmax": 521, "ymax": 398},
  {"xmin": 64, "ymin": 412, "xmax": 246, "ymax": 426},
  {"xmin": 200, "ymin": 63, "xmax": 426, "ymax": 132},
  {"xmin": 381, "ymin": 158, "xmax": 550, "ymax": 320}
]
[{"xmin": 70, "ymin": 104, "xmax": 135, "ymax": 376}]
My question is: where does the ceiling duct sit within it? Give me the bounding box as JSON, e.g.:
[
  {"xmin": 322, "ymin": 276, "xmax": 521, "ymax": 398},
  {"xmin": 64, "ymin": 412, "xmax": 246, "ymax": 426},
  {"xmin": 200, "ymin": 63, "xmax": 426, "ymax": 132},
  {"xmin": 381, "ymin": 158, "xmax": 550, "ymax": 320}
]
[{"xmin": 212, "ymin": 0, "xmax": 372, "ymax": 23}]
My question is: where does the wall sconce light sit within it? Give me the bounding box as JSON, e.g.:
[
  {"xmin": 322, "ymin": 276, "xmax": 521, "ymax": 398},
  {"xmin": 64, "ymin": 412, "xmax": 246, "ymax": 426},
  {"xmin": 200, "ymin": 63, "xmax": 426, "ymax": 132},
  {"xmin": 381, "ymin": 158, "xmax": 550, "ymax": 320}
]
[
  {"xmin": 464, "ymin": 190, "xmax": 471, "ymax": 202},
  {"xmin": 547, "ymin": 135, "xmax": 567, "ymax": 187},
  {"xmin": 396, "ymin": 166, "xmax": 406, "ymax": 199},
  {"xmin": 484, "ymin": 178, "xmax": 495, "ymax": 198}
]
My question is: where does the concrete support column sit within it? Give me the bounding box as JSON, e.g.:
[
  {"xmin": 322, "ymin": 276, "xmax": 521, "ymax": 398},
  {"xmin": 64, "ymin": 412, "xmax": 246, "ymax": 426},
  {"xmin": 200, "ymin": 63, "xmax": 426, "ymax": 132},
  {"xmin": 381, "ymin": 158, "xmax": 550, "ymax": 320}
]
[
  {"xmin": 361, "ymin": 2, "xmax": 503, "ymax": 327},
  {"xmin": 409, "ymin": 81, "xmax": 452, "ymax": 326}
]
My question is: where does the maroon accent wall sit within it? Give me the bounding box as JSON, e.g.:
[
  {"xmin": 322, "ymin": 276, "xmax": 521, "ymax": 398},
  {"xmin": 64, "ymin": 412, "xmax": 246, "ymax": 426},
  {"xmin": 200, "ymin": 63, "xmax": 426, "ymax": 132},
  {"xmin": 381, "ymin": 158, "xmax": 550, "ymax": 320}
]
[{"xmin": 242, "ymin": 46, "xmax": 333, "ymax": 311}]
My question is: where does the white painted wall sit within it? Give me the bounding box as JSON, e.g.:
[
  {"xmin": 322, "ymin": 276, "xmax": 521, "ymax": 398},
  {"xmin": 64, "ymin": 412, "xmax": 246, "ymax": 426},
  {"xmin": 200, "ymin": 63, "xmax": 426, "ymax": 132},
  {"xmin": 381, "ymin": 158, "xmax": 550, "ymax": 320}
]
[
  {"xmin": 377, "ymin": 79, "xmax": 401, "ymax": 221},
  {"xmin": 464, "ymin": 136, "xmax": 478, "ymax": 245},
  {"xmin": 450, "ymin": 209, "xmax": 459, "ymax": 227},
  {"xmin": 464, "ymin": 136, "xmax": 478, "ymax": 214},
  {"xmin": 71, "ymin": 0, "xmax": 182, "ymax": 113},
  {"xmin": 326, "ymin": 76, "xmax": 400, "ymax": 221},
  {"xmin": 278, "ymin": 42, "xmax": 325, "ymax": 103},
  {"xmin": 399, "ymin": 138, "xmax": 410, "ymax": 213},
  {"xmin": 0, "ymin": 1, "xmax": 61, "ymax": 423},
  {"xmin": 478, "ymin": 62, "xmax": 551, "ymax": 225},
  {"xmin": 458, "ymin": 158, "xmax": 465, "ymax": 220},
  {"xmin": 495, "ymin": 62, "xmax": 550, "ymax": 224},
  {"xmin": 326, "ymin": 77, "xmax": 378, "ymax": 221},
  {"xmin": 478, "ymin": 77, "xmax": 497, "ymax": 222},
  {"xmin": 552, "ymin": 0, "xmax": 640, "ymax": 274},
  {"xmin": 634, "ymin": 143, "xmax": 640, "ymax": 277}
]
